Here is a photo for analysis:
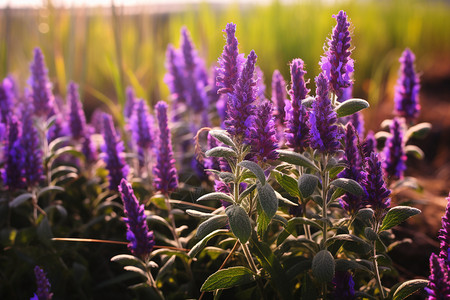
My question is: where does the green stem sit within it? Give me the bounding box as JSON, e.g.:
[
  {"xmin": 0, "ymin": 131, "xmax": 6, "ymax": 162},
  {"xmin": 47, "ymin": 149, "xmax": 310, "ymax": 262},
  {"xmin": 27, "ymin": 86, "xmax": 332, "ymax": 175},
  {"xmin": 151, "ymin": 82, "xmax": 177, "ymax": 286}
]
[
  {"xmin": 302, "ymin": 200, "xmax": 311, "ymax": 240},
  {"xmin": 372, "ymin": 222, "xmax": 385, "ymax": 299},
  {"xmin": 242, "ymin": 242, "xmax": 266, "ymax": 300},
  {"xmin": 321, "ymin": 154, "xmax": 329, "ymax": 250}
]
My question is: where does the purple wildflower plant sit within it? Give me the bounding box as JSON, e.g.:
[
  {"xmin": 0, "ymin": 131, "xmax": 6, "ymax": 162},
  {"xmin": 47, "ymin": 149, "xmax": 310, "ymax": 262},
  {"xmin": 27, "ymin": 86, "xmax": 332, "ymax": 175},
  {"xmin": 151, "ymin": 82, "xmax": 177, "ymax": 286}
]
[
  {"xmin": 0, "ymin": 78, "xmax": 15, "ymax": 124},
  {"xmin": 362, "ymin": 130, "xmax": 376, "ymax": 158},
  {"xmin": 28, "ymin": 48, "xmax": 54, "ymax": 117},
  {"xmin": 255, "ymin": 66, "xmax": 266, "ymax": 101},
  {"xmin": 394, "ymin": 48, "xmax": 420, "ymax": 122},
  {"xmin": 320, "ymin": 10, "xmax": 354, "ymax": 97},
  {"xmin": 153, "ymin": 101, "xmax": 178, "ymax": 195},
  {"xmin": 118, "ymin": 178, "xmax": 155, "ymax": 260},
  {"xmin": 284, "ymin": 58, "xmax": 310, "ymax": 152},
  {"xmin": 32, "ymin": 266, "xmax": 53, "ymax": 300},
  {"xmin": 309, "ymin": 72, "xmax": 342, "ymax": 153},
  {"xmin": 101, "ymin": 113, "xmax": 129, "ymax": 191},
  {"xmin": 426, "ymin": 253, "xmax": 450, "ymax": 300},
  {"xmin": 82, "ymin": 126, "xmax": 98, "ymax": 166},
  {"xmin": 124, "ymin": 86, "xmax": 137, "ymax": 120},
  {"xmin": 438, "ymin": 194, "xmax": 450, "ymax": 262},
  {"xmin": 332, "ymin": 271, "xmax": 355, "ymax": 300},
  {"xmin": 224, "ymin": 50, "xmax": 258, "ymax": 142},
  {"xmin": 382, "ymin": 117, "xmax": 407, "ymax": 180},
  {"xmin": 130, "ymin": 99, "xmax": 154, "ymax": 150},
  {"xmin": 271, "ymin": 70, "xmax": 287, "ymax": 124},
  {"xmin": 67, "ymin": 81, "xmax": 86, "ymax": 140},
  {"xmin": 3, "ymin": 117, "xmax": 25, "ymax": 190},
  {"xmin": 164, "ymin": 45, "xmax": 187, "ymax": 105}
]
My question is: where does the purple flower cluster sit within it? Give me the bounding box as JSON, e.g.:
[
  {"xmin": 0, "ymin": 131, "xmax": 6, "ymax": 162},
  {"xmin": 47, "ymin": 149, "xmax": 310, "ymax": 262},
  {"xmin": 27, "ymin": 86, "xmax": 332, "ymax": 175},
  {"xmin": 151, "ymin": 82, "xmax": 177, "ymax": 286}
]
[
  {"xmin": 362, "ymin": 152, "xmax": 391, "ymax": 215},
  {"xmin": 31, "ymin": 266, "xmax": 53, "ymax": 300},
  {"xmin": 165, "ymin": 45, "xmax": 187, "ymax": 106},
  {"xmin": 130, "ymin": 99, "xmax": 154, "ymax": 150},
  {"xmin": 320, "ymin": 10, "xmax": 354, "ymax": 97},
  {"xmin": 362, "ymin": 131, "xmax": 376, "ymax": 158},
  {"xmin": 0, "ymin": 78, "xmax": 15, "ymax": 123},
  {"xmin": 153, "ymin": 101, "xmax": 178, "ymax": 195},
  {"xmin": 118, "ymin": 178, "xmax": 155, "ymax": 259},
  {"xmin": 67, "ymin": 81, "xmax": 86, "ymax": 140},
  {"xmin": 81, "ymin": 127, "xmax": 98, "ymax": 165},
  {"xmin": 124, "ymin": 86, "xmax": 137, "ymax": 120},
  {"xmin": 394, "ymin": 48, "xmax": 420, "ymax": 121},
  {"xmin": 332, "ymin": 271, "xmax": 355, "ymax": 300},
  {"xmin": 438, "ymin": 194, "xmax": 450, "ymax": 262},
  {"xmin": 3, "ymin": 117, "xmax": 25, "ymax": 190},
  {"xmin": 28, "ymin": 48, "xmax": 54, "ymax": 117},
  {"xmin": 382, "ymin": 117, "xmax": 406, "ymax": 180},
  {"xmin": 426, "ymin": 253, "xmax": 450, "ymax": 300},
  {"xmin": 284, "ymin": 59, "xmax": 310, "ymax": 152},
  {"xmin": 101, "ymin": 113, "xmax": 129, "ymax": 191},
  {"xmin": 271, "ymin": 70, "xmax": 287, "ymax": 124},
  {"xmin": 309, "ymin": 72, "xmax": 341, "ymax": 153}
]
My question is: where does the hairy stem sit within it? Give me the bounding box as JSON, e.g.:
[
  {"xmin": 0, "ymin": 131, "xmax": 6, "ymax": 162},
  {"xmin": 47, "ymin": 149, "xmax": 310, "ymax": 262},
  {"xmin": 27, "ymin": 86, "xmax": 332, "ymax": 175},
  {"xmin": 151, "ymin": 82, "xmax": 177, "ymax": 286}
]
[
  {"xmin": 373, "ymin": 222, "xmax": 385, "ymax": 299},
  {"xmin": 321, "ymin": 154, "xmax": 330, "ymax": 249}
]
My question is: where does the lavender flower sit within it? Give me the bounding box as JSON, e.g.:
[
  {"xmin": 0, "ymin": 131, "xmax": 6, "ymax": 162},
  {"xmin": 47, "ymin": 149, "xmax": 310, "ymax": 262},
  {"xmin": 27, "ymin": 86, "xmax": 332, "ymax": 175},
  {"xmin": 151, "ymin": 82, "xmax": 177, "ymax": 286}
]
[
  {"xmin": 309, "ymin": 72, "xmax": 342, "ymax": 153},
  {"xmin": 382, "ymin": 117, "xmax": 407, "ymax": 180},
  {"xmin": 0, "ymin": 78, "xmax": 15, "ymax": 124},
  {"xmin": 118, "ymin": 179, "xmax": 155, "ymax": 259},
  {"xmin": 426, "ymin": 253, "xmax": 450, "ymax": 300},
  {"xmin": 101, "ymin": 113, "xmax": 129, "ymax": 191},
  {"xmin": 130, "ymin": 99, "xmax": 154, "ymax": 150},
  {"xmin": 3, "ymin": 117, "xmax": 25, "ymax": 190},
  {"xmin": 338, "ymin": 124, "xmax": 366, "ymax": 215},
  {"xmin": 224, "ymin": 50, "xmax": 258, "ymax": 142},
  {"xmin": 394, "ymin": 49, "xmax": 420, "ymax": 121},
  {"xmin": 320, "ymin": 10, "xmax": 354, "ymax": 97},
  {"xmin": 247, "ymin": 101, "xmax": 279, "ymax": 163},
  {"xmin": 216, "ymin": 23, "xmax": 244, "ymax": 95},
  {"xmin": 164, "ymin": 45, "xmax": 187, "ymax": 104},
  {"xmin": 271, "ymin": 70, "xmax": 287, "ymax": 124},
  {"xmin": 153, "ymin": 101, "xmax": 178, "ymax": 195},
  {"xmin": 214, "ymin": 180, "xmax": 232, "ymax": 208},
  {"xmin": 82, "ymin": 127, "xmax": 98, "ymax": 165},
  {"xmin": 67, "ymin": 81, "xmax": 86, "ymax": 140},
  {"xmin": 332, "ymin": 271, "xmax": 355, "ymax": 300},
  {"xmin": 438, "ymin": 194, "xmax": 450, "ymax": 262},
  {"xmin": 255, "ymin": 66, "xmax": 266, "ymax": 101},
  {"xmin": 284, "ymin": 58, "xmax": 310, "ymax": 152},
  {"xmin": 124, "ymin": 86, "xmax": 137, "ymax": 120},
  {"xmin": 28, "ymin": 48, "xmax": 54, "ymax": 117},
  {"xmin": 362, "ymin": 131, "xmax": 376, "ymax": 158},
  {"xmin": 47, "ymin": 106, "xmax": 67, "ymax": 143},
  {"xmin": 362, "ymin": 152, "xmax": 391, "ymax": 215},
  {"xmin": 32, "ymin": 266, "xmax": 53, "ymax": 300}
]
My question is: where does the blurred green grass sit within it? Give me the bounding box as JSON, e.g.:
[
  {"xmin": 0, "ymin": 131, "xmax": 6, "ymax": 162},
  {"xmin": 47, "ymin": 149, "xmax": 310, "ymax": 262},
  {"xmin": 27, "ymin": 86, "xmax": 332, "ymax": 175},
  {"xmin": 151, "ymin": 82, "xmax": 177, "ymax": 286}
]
[{"xmin": 1, "ymin": 0, "xmax": 449, "ymax": 115}]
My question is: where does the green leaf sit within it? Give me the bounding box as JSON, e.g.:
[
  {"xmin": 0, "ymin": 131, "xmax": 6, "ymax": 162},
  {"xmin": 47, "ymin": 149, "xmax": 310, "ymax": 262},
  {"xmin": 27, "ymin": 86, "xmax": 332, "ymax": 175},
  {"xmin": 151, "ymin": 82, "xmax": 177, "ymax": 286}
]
[
  {"xmin": 226, "ymin": 205, "xmax": 252, "ymax": 244},
  {"xmin": 188, "ymin": 229, "xmax": 230, "ymax": 258},
  {"xmin": 356, "ymin": 208, "xmax": 374, "ymax": 223},
  {"xmin": 405, "ymin": 122, "xmax": 431, "ymax": 139},
  {"xmin": 288, "ymin": 217, "xmax": 323, "ymax": 230},
  {"xmin": 185, "ymin": 209, "xmax": 217, "ymax": 219},
  {"xmin": 286, "ymin": 259, "xmax": 312, "ymax": 280},
  {"xmin": 335, "ymin": 98, "xmax": 370, "ymax": 118},
  {"xmin": 37, "ymin": 186, "xmax": 65, "ymax": 199},
  {"xmin": 272, "ymin": 171, "xmax": 300, "ymax": 198},
  {"xmin": 48, "ymin": 136, "xmax": 71, "ymax": 152},
  {"xmin": 326, "ymin": 234, "xmax": 371, "ymax": 249},
  {"xmin": 405, "ymin": 145, "xmax": 424, "ymax": 159},
  {"xmin": 123, "ymin": 266, "xmax": 147, "ymax": 278},
  {"xmin": 9, "ymin": 193, "xmax": 33, "ymax": 208},
  {"xmin": 380, "ymin": 206, "xmax": 421, "ymax": 231},
  {"xmin": 205, "ymin": 146, "xmax": 237, "ymax": 158},
  {"xmin": 219, "ymin": 172, "xmax": 235, "ymax": 183},
  {"xmin": 392, "ymin": 279, "xmax": 429, "ymax": 300},
  {"xmin": 257, "ymin": 183, "xmax": 278, "ymax": 221},
  {"xmin": 37, "ymin": 216, "xmax": 53, "ymax": 246},
  {"xmin": 111, "ymin": 254, "xmax": 146, "ymax": 267},
  {"xmin": 330, "ymin": 178, "xmax": 364, "ymax": 196},
  {"xmin": 149, "ymin": 248, "xmax": 190, "ymax": 261},
  {"xmin": 335, "ymin": 259, "xmax": 373, "ymax": 274},
  {"xmin": 312, "ymin": 250, "xmax": 335, "ymax": 282},
  {"xmin": 238, "ymin": 160, "xmax": 266, "ymax": 185},
  {"xmin": 298, "ymin": 174, "xmax": 319, "ymax": 199},
  {"xmin": 209, "ymin": 130, "xmax": 236, "ymax": 148},
  {"xmin": 197, "ymin": 192, "xmax": 234, "ymax": 204},
  {"xmin": 256, "ymin": 201, "xmax": 271, "ymax": 237},
  {"xmin": 277, "ymin": 150, "xmax": 319, "ymax": 171},
  {"xmin": 200, "ymin": 267, "xmax": 256, "ymax": 291},
  {"xmin": 196, "ymin": 215, "xmax": 229, "ymax": 240},
  {"xmin": 238, "ymin": 184, "xmax": 257, "ymax": 202}
]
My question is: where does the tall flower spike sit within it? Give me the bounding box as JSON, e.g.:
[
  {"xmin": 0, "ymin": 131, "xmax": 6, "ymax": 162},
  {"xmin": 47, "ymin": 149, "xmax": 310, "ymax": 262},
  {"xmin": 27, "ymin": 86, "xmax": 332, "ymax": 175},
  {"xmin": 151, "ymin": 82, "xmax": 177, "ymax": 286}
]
[
  {"xmin": 28, "ymin": 48, "xmax": 54, "ymax": 117},
  {"xmin": 3, "ymin": 117, "xmax": 25, "ymax": 190},
  {"xmin": 82, "ymin": 126, "xmax": 98, "ymax": 166},
  {"xmin": 216, "ymin": 23, "xmax": 244, "ymax": 95},
  {"xmin": 224, "ymin": 50, "xmax": 258, "ymax": 142},
  {"xmin": 247, "ymin": 101, "xmax": 279, "ymax": 164},
  {"xmin": 119, "ymin": 179, "xmax": 155, "ymax": 259},
  {"xmin": 165, "ymin": 44, "xmax": 186, "ymax": 104},
  {"xmin": 67, "ymin": 81, "xmax": 86, "ymax": 140},
  {"xmin": 284, "ymin": 58, "xmax": 310, "ymax": 152},
  {"xmin": 438, "ymin": 194, "xmax": 450, "ymax": 262},
  {"xmin": 124, "ymin": 86, "xmax": 137, "ymax": 120},
  {"xmin": 309, "ymin": 72, "xmax": 342, "ymax": 153},
  {"xmin": 320, "ymin": 10, "xmax": 354, "ymax": 97},
  {"xmin": 426, "ymin": 253, "xmax": 450, "ymax": 300},
  {"xmin": 332, "ymin": 271, "xmax": 355, "ymax": 300},
  {"xmin": 382, "ymin": 117, "xmax": 407, "ymax": 180},
  {"xmin": 32, "ymin": 266, "xmax": 53, "ymax": 300},
  {"xmin": 363, "ymin": 152, "xmax": 391, "ymax": 215},
  {"xmin": 101, "ymin": 113, "xmax": 129, "ymax": 191},
  {"xmin": 271, "ymin": 70, "xmax": 287, "ymax": 124},
  {"xmin": 255, "ymin": 66, "xmax": 266, "ymax": 101},
  {"xmin": 0, "ymin": 78, "xmax": 15, "ymax": 124},
  {"xmin": 362, "ymin": 130, "xmax": 376, "ymax": 158},
  {"xmin": 153, "ymin": 101, "xmax": 178, "ymax": 195},
  {"xmin": 394, "ymin": 48, "xmax": 420, "ymax": 122},
  {"xmin": 130, "ymin": 99, "xmax": 154, "ymax": 150}
]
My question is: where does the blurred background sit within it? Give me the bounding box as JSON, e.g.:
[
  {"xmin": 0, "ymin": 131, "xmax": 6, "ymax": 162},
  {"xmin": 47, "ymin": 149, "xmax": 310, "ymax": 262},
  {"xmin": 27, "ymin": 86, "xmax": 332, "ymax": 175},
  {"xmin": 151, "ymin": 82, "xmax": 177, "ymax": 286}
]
[{"xmin": 1, "ymin": 0, "xmax": 450, "ymax": 280}]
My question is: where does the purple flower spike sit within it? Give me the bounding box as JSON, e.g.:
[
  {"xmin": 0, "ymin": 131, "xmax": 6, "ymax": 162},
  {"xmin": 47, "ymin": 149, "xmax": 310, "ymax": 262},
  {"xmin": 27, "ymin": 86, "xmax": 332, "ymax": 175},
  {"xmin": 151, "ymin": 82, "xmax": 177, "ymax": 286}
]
[
  {"xmin": 28, "ymin": 48, "xmax": 54, "ymax": 117},
  {"xmin": 247, "ymin": 101, "xmax": 279, "ymax": 163},
  {"xmin": 332, "ymin": 271, "xmax": 355, "ymax": 300},
  {"xmin": 426, "ymin": 253, "xmax": 450, "ymax": 300},
  {"xmin": 32, "ymin": 266, "xmax": 53, "ymax": 300},
  {"xmin": 124, "ymin": 86, "xmax": 137, "ymax": 120},
  {"xmin": 101, "ymin": 113, "xmax": 129, "ymax": 191},
  {"xmin": 255, "ymin": 66, "xmax": 266, "ymax": 101},
  {"xmin": 309, "ymin": 72, "xmax": 342, "ymax": 153},
  {"xmin": 363, "ymin": 152, "xmax": 391, "ymax": 215},
  {"xmin": 3, "ymin": 117, "xmax": 25, "ymax": 190},
  {"xmin": 82, "ymin": 126, "xmax": 98, "ymax": 165},
  {"xmin": 382, "ymin": 117, "xmax": 407, "ymax": 180},
  {"xmin": 217, "ymin": 23, "xmax": 244, "ymax": 95},
  {"xmin": 394, "ymin": 49, "xmax": 420, "ymax": 121},
  {"xmin": 338, "ymin": 124, "xmax": 366, "ymax": 215},
  {"xmin": 224, "ymin": 50, "xmax": 258, "ymax": 142},
  {"xmin": 119, "ymin": 179, "xmax": 155, "ymax": 259},
  {"xmin": 67, "ymin": 81, "xmax": 86, "ymax": 140},
  {"xmin": 438, "ymin": 194, "xmax": 450, "ymax": 262},
  {"xmin": 284, "ymin": 58, "xmax": 310, "ymax": 152},
  {"xmin": 130, "ymin": 99, "xmax": 154, "ymax": 150},
  {"xmin": 320, "ymin": 10, "xmax": 354, "ymax": 97},
  {"xmin": 271, "ymin": 70, "xmax": 287, "ymax": 124},
  {"xmin": 362, "ymin": 131, "xmax": 376, "ymax": 158},
  {"xmin": 164, "ymin": 45, "xmax": 186, "ymax": 104},
  {"xmin": 153, "ymin": 101, "xmax": 178, "ymax": 195},
  {"xmin": 0, "ymin": 78, "xmax": 15, "ymax": 124}
]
